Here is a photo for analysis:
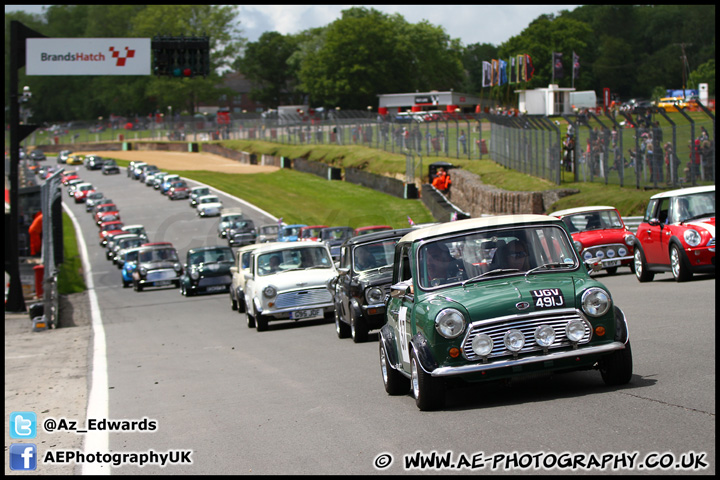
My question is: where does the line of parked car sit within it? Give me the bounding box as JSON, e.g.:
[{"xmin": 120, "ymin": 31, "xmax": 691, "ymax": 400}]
[{"xmin": 98, "ymin": 160, "xmax": 715, "ymax": 410}]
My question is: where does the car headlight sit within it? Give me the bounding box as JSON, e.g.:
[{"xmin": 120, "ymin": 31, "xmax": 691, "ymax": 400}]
[
  {"xmin": 434, "ymin": 308, "xmax": 465, "ymax": 339},
  {"xmin": 471, "ymin": 334, "xmax": 493, "ymax": 357},
  {"xmin": 534, "ymin": 325, "xmax": 556, "ymax": 347},
  {"xmin": 263, "ymin": 285, "xmax": 277, "ymax": 298},
  {"xmin": 565, "ymin": 319, "xmax": 587, "ymax": 343},
  {"xmin": 139, "ymin": 267, "xmax": 147, "ymax": 277},
  {"xmin": 174, "ymin": 263, "xmax": 182, "ymax": 272},
  {"xmin": 624, "ymin": 233, "xmax": 636, "ymax": 246},
  {"xmin": 684, "ymin": 229, "xmax": 701, "ymax": 247},
  {"xmin": 190, "ymin": 268, "xmax": 199, "ymax": 280},
  {"xmin": 365, "ymin": 287, "xmax": 384, "ymax": 304},
  {"xmin": 573, "ymin": 240, "xmax": 582, "ymax": 252},
  {"xmin": 504, "ymin": 329, "xmax": 525, "ymax": 352},
  {"xmin": 581, "ymin": 287, "xmax": 611, "ymax": 317}
]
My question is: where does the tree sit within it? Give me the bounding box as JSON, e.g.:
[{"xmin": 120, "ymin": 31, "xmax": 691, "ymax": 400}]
[
  {"xmin": 234, "ymin": 32, "xmax": 302, "ymax": 108},
  {"xmin": 689, "ymin": 59, "xmax": 715, "ymax": 95}
]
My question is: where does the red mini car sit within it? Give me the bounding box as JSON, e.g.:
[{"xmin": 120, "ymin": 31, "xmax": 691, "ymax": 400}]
[
  {"xmin": 550, "ymin": 206, "xmax": 636, "ymax": 275},
  {"xmin": 299, "ymin": 225, "xmax": 328, "ymax": 242},
  {"xmin": 99, "ymin": 220, "xmax": 125, "ymax": 246},
  {"xmin": 632, "ymin": 185, "xmax": 715, "ymax": 282}
]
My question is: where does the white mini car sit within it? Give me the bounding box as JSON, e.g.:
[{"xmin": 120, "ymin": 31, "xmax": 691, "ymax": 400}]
[
  {"xmin": 243, "ymin": 242, "xmax": 337, "ymax": 331},
  {"xmin": 196, "ymin": 195, "xmax": 223, "ymax": 217}
]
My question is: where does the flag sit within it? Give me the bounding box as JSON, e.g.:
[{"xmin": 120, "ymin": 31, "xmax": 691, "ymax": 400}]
[
  {"xmin": 572, "ymin": 51, "xmax": 580, "ymax": 79},
  {"xmin": 407, "ymin": 215, "xmax": 415, "ymax": 226},
  {"xmin": 451, "ymin": 212, "xmax": 458, "ymax": 222},
  {"xmin": 553, "ymin": 52, "xmax": 564, "ymax": 79},
  {"xmin": 491, "ymin": 59, "xmax": 499, "ymax": 86},
  {"xmin": 525, "ymin": 54, "xmax": 534, "ymax": 81},
  {"xmin": 517, "ymin": 55, "xmax": 525, "ymax": 82},
  {"xmin": 482, "ymin": 61, "xmax": 492, "ymax": 87},
  {"xmin": 509, "ymin": 56, "xmax": 516, "ymax": 84},
  {"xmin": 499, "ymin": 59, "xmax": 508, "ymax": 85},
  {"xmin": 278, "ymin": 217, "xmax": 283, "ymax": 226}
]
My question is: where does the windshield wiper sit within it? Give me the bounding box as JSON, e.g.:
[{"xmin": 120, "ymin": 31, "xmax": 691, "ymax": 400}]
[
  {"xmin": 462, "ymin": 268, "xmax": 520, "ymax": 286},
  {"xmin": 525, "ymin": 262, "xmax": 572, "ymax": 277}
]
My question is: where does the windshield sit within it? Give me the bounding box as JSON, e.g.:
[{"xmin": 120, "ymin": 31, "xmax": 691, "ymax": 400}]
[
  {"xmin": 561, "ymin": 210, "xmax": 623, "ymax": 233},
  {"xmin": 139, "ymin": 248, "xmax": 178, "ymax": 263},
  {"xmin": 257, "ymin": 247, "xmax": 332, "ymax": 276},
  {"xmin": 188, "ymin": 248, "xmax": 233, "ymax": 265},
  {"xmin": 668, "ymin": 191, "xmax": 715, "ymax": 223},
  {"xmin": 322, "ymin": 228, "xmax": 352, "ymax": 241},
  {"xmin": 353, "ymin": 240, "xmax": 397, "ymax": 272},
  {"xmin": 281, "ymin": 226, "xmax": 302, "ymax": 237},
  {"xmin": 302, "ymin": 228, "xmax": 323, "ymax": 238},
  {"xmin": 201, "ymin": 197, "xmax": 219, "ymax": 204},
  {"xmin": 418, "ymin": 225, "xmax": 579, "ymax": 289},
  {"xmin": 261, "ymin": 225, "xmax": 279, "ymax": 234}
]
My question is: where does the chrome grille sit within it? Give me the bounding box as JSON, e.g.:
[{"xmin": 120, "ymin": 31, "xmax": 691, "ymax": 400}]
[
  {"xmin": 461, "ymin": 310, "xmax": 592, "ymax": 362},
  {"xmin": 147, "ymin": 269, "xmax": 177, "ymax": 281},
  {"xmin": 198, "ymin": 275, "xmax": 231, "ymax": 287},
  {"xmin": 275, "ymin": 288, "xmax": 333, "ymax": 309}
]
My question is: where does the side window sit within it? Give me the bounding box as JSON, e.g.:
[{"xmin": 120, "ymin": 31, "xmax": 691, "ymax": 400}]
[
  {"xmin": 644, "ymin": 199, "xmax": 658, "ymax": 222},
  {"xmin": 658, "ymin": 198, "xmax": 670, "ymax": 224},
  {"xmin": 340, "ymin": 246, "xmax": 350, "ymax": 270},
  {"xmin": 398, "ymin": 245, "xmax": 412, "ymax": 283}
]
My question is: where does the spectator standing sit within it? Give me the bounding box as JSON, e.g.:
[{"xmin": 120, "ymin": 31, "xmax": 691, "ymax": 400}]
[{"xmin": 459, "ymin": 130, "xmax": 467, "ymax": 154}]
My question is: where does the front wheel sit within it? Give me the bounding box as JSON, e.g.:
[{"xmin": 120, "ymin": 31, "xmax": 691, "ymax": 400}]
[
  {"xmin": 379, "ymin": 342, "xmax": 409, "ymax": 395},
  {"xmin": 350, "ymin": 309, "xmax": 369, "ymax": 343},
  {"xmin": 335, "ymin": 310, "xmax": 350, "ymax": 339},
  {"xmin": 634, "ymin": 248, "xmax": 654, "ymax": 282},
  {"xmin": 411, "ymin": 349, "xmax": 445, "ymax": 411},
  {"xmin": 670, "ymin": 244, "xmax": 692, "ymax": 282},
  {"xmin": 600, "ymin": 342, "xmax": 633, "ymax": 386}
]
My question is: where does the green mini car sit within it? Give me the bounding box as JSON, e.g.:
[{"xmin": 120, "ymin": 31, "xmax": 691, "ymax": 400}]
[{"xmin": 379, "ymin": 214, "xmax": 633, "ymax": 410}]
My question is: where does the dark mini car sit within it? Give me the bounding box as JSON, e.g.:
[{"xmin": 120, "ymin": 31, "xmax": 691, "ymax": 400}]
[
  {"xmin": 102, "ymin": 159, "xmax": 120, "ymax": 175},
  {"xmin": 179, "ymin": 246, "xmax": 234, "ymax": 296},
  {"xmin": 379, "ymin": 215, "xmax": 633, "ymax": 410},
  {"xmin": 256, "ymin": 224, "xmax": 281, "ymax": 243},
  {"xmin": 86, "ymin": 155, "xmax": 105, "ymax": 170},
  {"xmin": 330, "ymin": 228, "xmax": 413, "ymax": 343},
  {"xmin": 227, "ymin": 219, "xmax": 257, "ymax": 247},
  {"xmin": 132, "ymin": 244, "xmax": 182, "ymax": 291},
  {"xmin": 633, "ymin": 185, "xmax": 715, "ymax": 282},
  {"xmin": 321, "ymin": 226, "xmax": 354, "ymax": 261},
  {"xmin": 29, "ymin": 149, "xmax": 46, "ymax": 161}
]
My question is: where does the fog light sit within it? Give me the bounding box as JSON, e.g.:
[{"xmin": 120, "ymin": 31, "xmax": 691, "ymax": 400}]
[
  {"xmin": 504, "ymin": 329, "xmax": 525, "ymax": 352},
  {"xmin": 595, "ymin": 325, "xmax": 606, "ymax": 336},
  {"xmin": 534, "ymin": 325, "xmax": 556, "ymax": 347},
  {"xmin": 566, "ymin": 319, "xmax": 586, "ymax": 343},
  {"xmin": 448, "ymin": 347, "xmax": 460, "ymax": 358},
  {"xmin": 471, "ymin": 334, "xmax": 493, "ymax": 357}
]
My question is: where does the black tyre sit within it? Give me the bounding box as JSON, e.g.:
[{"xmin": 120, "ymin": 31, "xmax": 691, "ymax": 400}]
[
  {"xmin": 411, "ymin": 349, "xmax": 445, "ymax": 411},
  {"xmin": 255, "ymin": 307, "xmax": 268, "ymax": 332},
  {"xmin": 670, "ymin": 244, "xmax": 692, "ymax": 282},
  {"xmin": 600, "ymin": 341, "xmax": 633, "ymax": 386},
  {"xmin": 350, "ymin": 309, "xmax": 369, "ymax": 343},
  {"xmin": 230, "ymin": 291, "xmax": 237, "ymax": 311},
  {"xmin": 633, "ymin": 248, "xmax": 654, "ymax": 282},
  {"xmin": 335, "ymin": 310, "xmax": 350, "ymax": 339},
  {"xmin": 605, "ymin": 266, "xmax": 618, "ymax": 275},
  {"xmin": 379, "ymin": 342, "xmax": 409, "ymax": 395}
]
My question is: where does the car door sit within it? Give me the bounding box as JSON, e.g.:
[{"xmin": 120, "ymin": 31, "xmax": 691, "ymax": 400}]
[
  {"xmin": 386, "ymin": 243, "xmax": 415, "ymax": 373},
  {"xmin": 336, "ymin": 245, "xmax": 352, "ymax": 321},
  {"xmin": 641, "ymin": 198, "xmax": 670, "ymax": 265}
]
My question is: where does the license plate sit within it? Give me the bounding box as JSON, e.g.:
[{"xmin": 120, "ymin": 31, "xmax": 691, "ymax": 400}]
[
  {"xmin": 604, "ymin": 259, "xmax": 621, "ymax": 267},
  {"xmin": 206, "ymin": 285, "xmax": 225, "ymax": 292},
  {"xmin": 154, "ymin": 281, "xmax": 172, "ymax": 286},
  {"xmin": 290, "ymin": 308, "xmax": 321, "ymax": 320}
]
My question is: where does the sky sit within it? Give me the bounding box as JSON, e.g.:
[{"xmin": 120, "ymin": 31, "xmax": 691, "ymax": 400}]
[{"xmin": 5, "ymin": 4, "xmax": 580, "ymax": 47}]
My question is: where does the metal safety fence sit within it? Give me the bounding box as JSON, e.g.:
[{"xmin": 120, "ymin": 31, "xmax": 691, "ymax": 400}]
[{"xmin": 15, "ymin": 105, "xmax": 714, "ymax": 189}]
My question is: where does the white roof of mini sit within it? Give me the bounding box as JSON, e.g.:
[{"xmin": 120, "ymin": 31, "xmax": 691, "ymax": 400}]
[
  {"xmin": 549, "ymin": 206, "xmax": 617, "ymax": 217},
  {"xmin": 649, "ymin": 185, "xmax": 714, "ymax": 200},
  {"xmin": 250, "ymin": 241, "xmax": 330, "ymax": 255},
  {"xmin": 399, "ymin": 214, "xmax": 560, "ymax": 244}
]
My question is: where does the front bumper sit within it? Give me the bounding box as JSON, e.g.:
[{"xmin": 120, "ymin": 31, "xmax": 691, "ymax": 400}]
[{"xmin": 430, "ymin": 341, "xmax": 626, "ymax": 377}]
